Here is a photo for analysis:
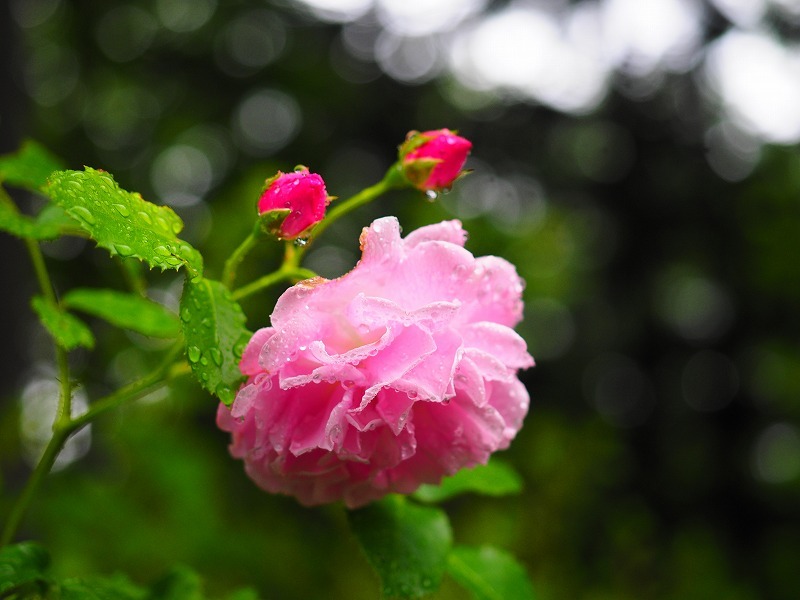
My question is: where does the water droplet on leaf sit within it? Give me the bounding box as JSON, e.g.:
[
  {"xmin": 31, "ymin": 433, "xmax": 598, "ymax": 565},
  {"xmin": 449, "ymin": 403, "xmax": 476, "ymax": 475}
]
[
  {"xmin": 187, "ymin": 346, "xmax": 201, "ymax": 363},
  {"xmin": 70, "ymin": 206, "xmax": 95, "ymax": 225},
  {"xmin": 180, "ymin": 308, "xmax": 192, "ymax": 322},
  {"xmin": 425, "ymin": 189, "xmax": 438, "ymax": 201},
  {"xmin": 112, "ymin": 204, "xmax": 130, "ymax": 217},
  {"xmin": 209, "ymin": 348, "xmax": 223, "ymax": 366},
  {"xmin": 114, "ymin": 244, "xmax": 134, "ymax": 257}
]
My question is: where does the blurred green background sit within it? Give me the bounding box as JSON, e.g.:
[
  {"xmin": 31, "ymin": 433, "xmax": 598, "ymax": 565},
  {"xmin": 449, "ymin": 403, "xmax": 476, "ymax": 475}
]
[{"xmin": 2, "ymin": 0, "xmax": 800, "ymax": 598}]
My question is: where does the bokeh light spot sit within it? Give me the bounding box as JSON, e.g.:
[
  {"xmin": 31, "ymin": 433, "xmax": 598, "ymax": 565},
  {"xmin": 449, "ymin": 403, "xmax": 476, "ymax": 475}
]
[
  {"xmin": 20, "ymin": 379, "xmax": 91, "ymax": 471},
  {"xmin": 753, "ymin": 423, "xmax": 800, "ymax": 484},
  {"xmin": 232, "ymin": 89, "xmax": 302, "ymax": 156}
]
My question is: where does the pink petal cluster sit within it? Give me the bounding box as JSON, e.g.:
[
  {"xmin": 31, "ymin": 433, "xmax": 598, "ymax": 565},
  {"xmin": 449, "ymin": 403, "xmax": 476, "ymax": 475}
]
[
  {"xmin": 257, "ymin": 168, "xmax": 330, "ymax": 239},
  {"xmin": 401, "ymin": 129, "xmax": 472, "ymax": 192},
  {"xmin": 217, "ymin": 217, "xmax": 533, "ymax": 508}
]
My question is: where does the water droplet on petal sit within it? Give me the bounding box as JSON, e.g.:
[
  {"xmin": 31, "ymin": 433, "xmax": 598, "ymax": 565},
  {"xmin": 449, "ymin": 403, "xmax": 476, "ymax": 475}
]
[{"xmin": 187, "ymin": 346, "xmax": 201, "ymax": 363}]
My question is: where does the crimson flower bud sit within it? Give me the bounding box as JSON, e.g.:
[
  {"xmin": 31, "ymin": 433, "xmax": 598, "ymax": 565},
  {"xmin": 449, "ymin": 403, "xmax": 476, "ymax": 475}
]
[
  {"xmin": 399, "ymin": 129, "xmax": 472, "ymax": 193},
  {"xmin": 257, "ymin": 168, "xmax": 332, "ymax": 240}
]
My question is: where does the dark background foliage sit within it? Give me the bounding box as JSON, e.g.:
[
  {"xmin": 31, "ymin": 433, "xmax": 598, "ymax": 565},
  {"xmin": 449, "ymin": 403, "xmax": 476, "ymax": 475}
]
[{"xmin": 2, "ymin": 1, "xmax": 800, "ymax": 598}]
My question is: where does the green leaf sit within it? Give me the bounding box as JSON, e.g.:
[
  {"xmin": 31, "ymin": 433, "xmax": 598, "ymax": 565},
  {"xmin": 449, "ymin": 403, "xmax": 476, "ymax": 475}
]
[
  {"xmin": 63, "ymin": 288, "xmax": 180, "ymax": 338},
  {"xmin": 60, "ymin": 574, "xmax": 146, "ymax": 600},
  {"xmin": 31, "ymin": 296, "xmax": 95, "ymax": 350},
  {"xmin": 447, "ymin": 546, "xmax": 536, "ymax": 600},
  {"xmin": 0, "ymin": 190, "xmax": 77, "ymax": 241},
  {"xmin": 0, "ymin": 139, "xmax": 65, "ymax": 190},
  {"xmin": 0, "ymin": 542, "xmax": 50, "ymax": 595},
  {"xmin": 413, "ymin": 460, "xmax": 523, "ymax": 503},
  {"xmin": 348, "ymin": 495, "xmax": 452, "ymax": 599},
  {"xmin": 224, "ymin": 588, "xmax": 261, "ymax": 600},
  {"xmin": 45, "ymin": 168, "xmax": 203, "ymax": 274},
  {"xmin": 180, "ymin": 277, "xmax": 251, "ymax": 405},
  {"xmin": 147, "ymin": 566, "xmax": 203, "ymax": 600}
]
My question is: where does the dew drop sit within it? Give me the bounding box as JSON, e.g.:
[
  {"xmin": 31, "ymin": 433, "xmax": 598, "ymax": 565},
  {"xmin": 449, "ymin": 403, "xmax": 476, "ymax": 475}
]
[
  {"xmin": 70, "ymin": 206, "xmax": 95, "ymax": 225},
  {"xmin": 180, "ymin": 307, "xmax": 192, "ymax": 323},
  {"xmin": 342, "ymin": 380, "xmax": 355, "ymax": 389},
  {"xmin": 200, "ymin": 354, "xmax": 209, "ymax": 366},
  {"xmin": 112, "ymin": 204, "xmax": 130, "ymax": 217},
  {"xmin": 154, "ymin": 245, "xmax": 171, "ymax": 256},
  {"xmin": 215, "ymin": 383, "xmax": 231, "ymax": 398},
  {"xmin": 171, "ymin": 221, "xmax": 182, "ymax": 234},
  {"xmin": 209, "ymin": 348, "xmax": 223, "ymax": 366},
  {"xmin": 138, "ymin": 211, "xmax": 152, "ymax": 225},
  {"xmin": 425, "ymin": 189, "xmax": 438, "ymax": 201},
  {"xmin": 201, "ymin": 373, "xmax": 209, "ymax": 382},
  {"xmin": 187, "ymin": 346, "xmax": 201, "ymax": 363},
  {"xmin": 294, "ymin": 237, "xmax": 308, "ymax": 247},
  {"xmin": 114, "ymin": 244, "xmax": 134, "ymax": 257}
]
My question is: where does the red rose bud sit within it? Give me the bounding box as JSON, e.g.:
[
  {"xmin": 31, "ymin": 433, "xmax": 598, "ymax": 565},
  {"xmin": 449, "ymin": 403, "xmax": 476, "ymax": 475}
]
[
  {"xmin": 400, "ymin": 129, "xmax": 472, "ymax": 193},
  {"xmin": 257, "ymin": 168, "xmax": 332, "ymax": 240}
]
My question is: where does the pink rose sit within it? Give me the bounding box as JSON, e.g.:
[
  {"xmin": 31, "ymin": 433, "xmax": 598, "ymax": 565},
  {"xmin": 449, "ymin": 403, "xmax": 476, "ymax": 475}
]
[
  {"xmin": 400, "ymin": 129, "xmax": 472, "ymax": 192},
  {"xmin": 217, "ymin": 217, "xmax": 533, "ymax": 508},
  {"xmin": 257, "ymin": 168, "xmax": 331, "ymax": 239}
]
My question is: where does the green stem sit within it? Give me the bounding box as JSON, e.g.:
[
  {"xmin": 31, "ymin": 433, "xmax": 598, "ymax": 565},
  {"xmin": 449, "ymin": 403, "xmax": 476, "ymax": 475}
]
[
  {"xmin": 0, "ymin": 344, "xmax": 187, "ymax": 547},
  {"xmin": 222, "ymin": 228, "xmax": 261, "ymax": 290},
  {"xmin": 294, "ymin": 163, "xmax": 406, "ymax": 262},
  {"xmin": 24, "ymin": 238, "xmax": 57, "ymax": 304},
  {"xmin": 0, "ymin": 424, "xmax": 71, "ymax": 547},
  {"xmin": 54, "ymin": 347, "xmax": 72, "ymax": 430},
  {"xmin": 231, "ymin": 265, "xmax": 317, "ymax": 301}
]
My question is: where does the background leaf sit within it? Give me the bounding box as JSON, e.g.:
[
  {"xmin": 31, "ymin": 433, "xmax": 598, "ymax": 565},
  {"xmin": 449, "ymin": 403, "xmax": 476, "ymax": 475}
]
[
  {"xmin": 348, "ymin": 496, "xmax": 452, "ymax": 599},
  {"xmin": 0, "ymin": 190, "xmax": 77, "ymax": 241},
  {"xmin": 180, "ymin": 277, "xmax": 251, "ymax": 405},
  {"xmin": 60, "ymin": 574, "xmax": 146, "ymax": 600},
  {"xmin": 45, "ymin": 168, "xmax": 203, "ymax": 274},
  {"xmin": 146, "ymin": 566, "xmax": 203, "ymax": 600},
  {"xmin": 413, "ymin": 460, "xmax": 523, "ymax": 503},
  {"xmin": 0, "ymin": 542, "xmax": 50, "ymax": 595},
  {"xmin": 31, "ymin": 295, "xmax": 95, "ymax": 350},
  {"xmin": 62, "ymin": 288, "xmax": 180, "ymax": 338},
  {"xmin": 0, "ymin": 139, "xmax": 64, "ymax": 190},
  {"xmin": 447, "ymin": 545, "xmax": 536, "ymax": 600}
]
